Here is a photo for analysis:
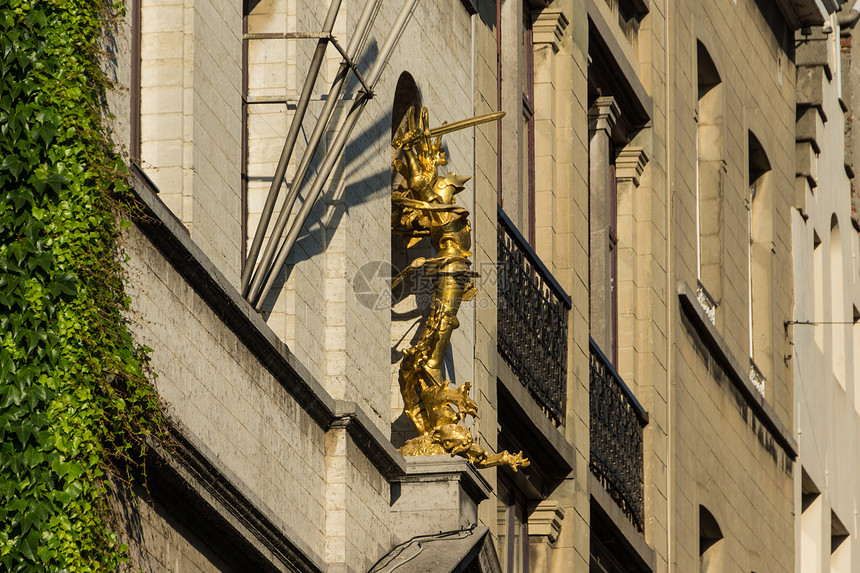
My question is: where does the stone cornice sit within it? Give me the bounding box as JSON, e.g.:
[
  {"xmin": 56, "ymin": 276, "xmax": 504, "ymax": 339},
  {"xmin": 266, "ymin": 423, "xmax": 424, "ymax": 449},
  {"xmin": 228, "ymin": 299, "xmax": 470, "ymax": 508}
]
[{"xmin": 677, "ymin": 281, "xmax": 798, "ymax": 460}]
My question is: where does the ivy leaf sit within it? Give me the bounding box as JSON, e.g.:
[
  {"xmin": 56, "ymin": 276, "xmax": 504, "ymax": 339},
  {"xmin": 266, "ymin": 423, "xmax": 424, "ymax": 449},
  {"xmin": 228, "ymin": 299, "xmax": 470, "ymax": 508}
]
[
  {"xmin": 19, "ymin": 528, "xmax": 39, "ymax": 561},
  {"xmin": 49, "ymin": 272, "xmax": 77, "ymax": 298}
]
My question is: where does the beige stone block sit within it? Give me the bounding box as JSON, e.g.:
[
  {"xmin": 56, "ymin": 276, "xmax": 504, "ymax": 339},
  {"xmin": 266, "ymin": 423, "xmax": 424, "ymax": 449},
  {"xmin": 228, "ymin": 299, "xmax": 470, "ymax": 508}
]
[
  {"xmin": 142, "ymin": 5, "xmax": 184, "ymax": 33},
  {"xmin": 141, "ymin": 86, "xmax": 184, "ymax": 115}
]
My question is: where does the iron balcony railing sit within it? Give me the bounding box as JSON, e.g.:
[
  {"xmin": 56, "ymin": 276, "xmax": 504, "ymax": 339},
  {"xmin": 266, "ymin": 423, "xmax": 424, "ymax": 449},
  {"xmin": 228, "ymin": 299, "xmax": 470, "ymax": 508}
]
[
  {"xmin": 589, "ymin": 338, "xmax": 648, "ymax": 533},
  {"xmin": 497, "ymin": 206, "xmax": 571, "ymax": 426}
]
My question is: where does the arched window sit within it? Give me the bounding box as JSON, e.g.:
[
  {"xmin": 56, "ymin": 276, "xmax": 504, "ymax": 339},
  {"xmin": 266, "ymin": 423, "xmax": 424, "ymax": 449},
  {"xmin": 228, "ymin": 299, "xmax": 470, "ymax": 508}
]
[
  {"xmin": 813, "ymin": 231, "xmax": 824, "ymax": 351},
  {"xmin": 830, "ymin": 216, "xmax": 846, "ymax": 388},
  {"xmin": 699, "ymin": 506, "xmax": 724, "ymax": 573},
  {"xmin": 748, "ymin": 131, "xmax": 772, "ymax": 394},
  {"xmin": 696, "ymin": 42, "xmax": 724, "ymax": 318},
  {"xmin": 800, "ymin": 472, "xmax": 822, "ymax": 573}
]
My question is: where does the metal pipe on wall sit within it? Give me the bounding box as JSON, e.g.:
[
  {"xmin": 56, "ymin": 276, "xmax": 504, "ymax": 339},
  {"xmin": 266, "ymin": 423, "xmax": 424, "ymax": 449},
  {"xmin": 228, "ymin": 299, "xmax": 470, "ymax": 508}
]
[
  {"xmin": 250, "ymin": 0, "xmax": 420, "ymax": 309},
  {"xmin": 246, "ymin": 0, "xmax": 382, "ymax": 303},
  {"xmin": 240, "ymin": 0, "xmax": 343, "ymax": 295}
]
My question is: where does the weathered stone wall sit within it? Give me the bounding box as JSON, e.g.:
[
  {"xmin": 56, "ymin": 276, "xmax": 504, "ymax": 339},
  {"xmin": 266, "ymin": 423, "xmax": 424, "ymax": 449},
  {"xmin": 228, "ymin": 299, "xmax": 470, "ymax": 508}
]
[
  {"xmin": 124, "ymin": 225, "xmax": 330, "ymax": 557},
  {"xmin": 139, "ymin": 0, "xmax": 244, "ymax": 285},
  {"xmin": 121, "ymin": 208, "xmax": 402, "ymax": 572}
]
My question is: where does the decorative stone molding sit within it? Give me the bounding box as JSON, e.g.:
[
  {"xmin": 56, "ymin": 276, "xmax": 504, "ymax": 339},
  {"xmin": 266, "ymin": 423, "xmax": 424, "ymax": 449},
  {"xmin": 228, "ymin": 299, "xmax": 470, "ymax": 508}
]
[
  {"xmin": 615, "ymin": 146, "xmax": 649, "ymax": 187},
  {"xmin": 532, "ymin": 9, "xmax": 569, "ymax": 52},
  {"xmin": 696, "ymin": 281, "xmax": 717, "ymax": 325},
  {"xmin": 588, "ymin": 96, "xmax": 620, "ymax": 136},
  {"xmin": 529, "ymin": 500, "xmax": 565, "ymax": 543}
]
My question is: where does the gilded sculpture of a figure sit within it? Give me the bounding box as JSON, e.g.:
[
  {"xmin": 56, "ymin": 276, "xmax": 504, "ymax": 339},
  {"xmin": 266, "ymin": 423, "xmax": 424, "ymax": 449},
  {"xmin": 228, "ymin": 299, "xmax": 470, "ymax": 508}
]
[{"xmin": 391, "ymin": 107, "xmax": 528, "ymax": 471}]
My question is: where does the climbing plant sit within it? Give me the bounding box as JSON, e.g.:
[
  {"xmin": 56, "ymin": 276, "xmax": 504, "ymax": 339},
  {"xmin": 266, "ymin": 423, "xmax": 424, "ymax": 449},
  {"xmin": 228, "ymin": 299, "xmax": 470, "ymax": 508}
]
[{"xmin": 0, "ymin": 0, "xmax": 165, "ymax": 570}]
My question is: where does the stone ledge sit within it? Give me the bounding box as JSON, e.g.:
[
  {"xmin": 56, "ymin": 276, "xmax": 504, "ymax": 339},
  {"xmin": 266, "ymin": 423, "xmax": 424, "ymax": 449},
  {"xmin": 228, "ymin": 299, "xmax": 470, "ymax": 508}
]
[
  {"xmin": 333, "ymin": 401, "xmax": 407, "ymax": 480},
  {"xmin": 677, "ymin": 281, "xmax": 798, "ymax": 459},
  {"xmin": 395, "ymin": 455, "xmax": 492, "ymax": 503},
  {"xmin": 369, "ymin": 526, "xmax": 500, "ymax": 573},
  {"xmin": 775, "ymin": 0, "xmax": 831, "ymax": 28},
  {"xmin": 497, "ymin": 353, "xmax": 576, "ymax": 484},
  {"xmin": 127, "ymin": 164, "xmax": 406, "ymax": 481},
  {"xmin": 589, "ymin": 472, "xmax": 655, "ymax": 573},
  {"xmin": 389, "ymin": 456, "xmax": 492, "ymax": 545}
]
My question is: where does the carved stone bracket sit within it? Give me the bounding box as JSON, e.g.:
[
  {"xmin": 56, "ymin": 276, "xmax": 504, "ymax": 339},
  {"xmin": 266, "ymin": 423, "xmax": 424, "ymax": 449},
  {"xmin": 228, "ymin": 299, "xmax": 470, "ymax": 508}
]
[
  {"xmin": 588, "ymin": 96, "xmax": 620, "ymax": 136},
  {"xmin": 529, "ymin": 500, "xmax": 565, "ymax": 543},
  {"xmin": 615, "ymin": 146, "xmax": 649, "ymax": 187},
  {"xmin": 532, "ymin": 9, "xmax": 570, "ymax": 52}
]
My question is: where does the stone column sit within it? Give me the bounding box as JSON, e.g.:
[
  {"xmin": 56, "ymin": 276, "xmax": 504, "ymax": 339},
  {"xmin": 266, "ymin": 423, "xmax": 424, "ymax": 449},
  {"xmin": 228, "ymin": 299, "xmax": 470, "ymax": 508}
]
[{"xmin": 588, "ymin": 97, "xmax": 620, "ymax": 354}]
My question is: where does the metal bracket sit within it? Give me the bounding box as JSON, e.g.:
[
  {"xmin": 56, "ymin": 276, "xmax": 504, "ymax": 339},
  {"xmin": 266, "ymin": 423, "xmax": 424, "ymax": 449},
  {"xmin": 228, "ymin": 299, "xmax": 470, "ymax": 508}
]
[
  {"xmin": 243, "ymin": 32, "xmax": 333, "ymax": 40},
  {"xmin": 243, "ymin": 31, "xmax": 374, "ymax": 97}
]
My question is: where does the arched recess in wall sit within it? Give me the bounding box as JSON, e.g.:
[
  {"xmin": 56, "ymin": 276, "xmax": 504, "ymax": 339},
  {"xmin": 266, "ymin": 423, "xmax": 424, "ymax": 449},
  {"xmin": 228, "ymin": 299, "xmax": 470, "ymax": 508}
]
[
  {"xmin": 696, "ymin": 41, "xmax": 724, "ymax": 314},
  {"xmin": 390, "ymin": 72, "xmax": 424, "ymax": 448},
  {"xmin": 748, "ymin": 130, "xmax": 773, "ymax": 388},
  {"xmin": 699, "ymin": 505, "xmax": 724, "ymax": 572},
  {"xmin": 813, "ymin": 230, "xmax": 824, "ymax": 351},
  {"xmin": 391, "ymin": 71, "xmax": 423, "ymax": 285},
  {"xmin": 830, "ymin": 216, "xmax": 846, "ymax": 388}
]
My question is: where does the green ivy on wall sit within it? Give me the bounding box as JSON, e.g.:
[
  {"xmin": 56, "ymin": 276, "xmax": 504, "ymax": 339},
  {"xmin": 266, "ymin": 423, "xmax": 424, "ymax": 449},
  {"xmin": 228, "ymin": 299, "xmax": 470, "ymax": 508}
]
[{"xmin": 0, "ymin": 0, "xmax": 165, "ymax": 570}]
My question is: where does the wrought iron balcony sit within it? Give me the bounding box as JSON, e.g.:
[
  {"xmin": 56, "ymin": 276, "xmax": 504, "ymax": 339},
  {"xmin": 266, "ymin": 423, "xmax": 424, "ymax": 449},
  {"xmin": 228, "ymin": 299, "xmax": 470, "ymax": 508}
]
[
  {"xmin": 589, "ymin": 338, "xmax": 648, "ymax": 533},
  {"xmin": 497, "ymin": 206, "xmax": 571, "ymax": 426}
]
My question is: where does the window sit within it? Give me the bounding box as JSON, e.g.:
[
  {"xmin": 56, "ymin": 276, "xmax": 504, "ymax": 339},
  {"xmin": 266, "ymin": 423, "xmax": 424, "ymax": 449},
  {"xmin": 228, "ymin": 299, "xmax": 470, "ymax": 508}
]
[
  {"xmin": 829, "ymin": 217, "xmax": 846, "ymax": 388},
  {"xmin": 522, "ymin": 1, "xmax": 536, "ymax": 245},
  {"xmin": 587, "ymin": 98, "xmax": 620, "ymax": 365},
  {"xmin": 800, "ymin": 471, "xmax": 822, "ymax": 572},
  {"xmin": 609, "ymin": 146, "xmax": 618, "ymax": 364},
  {"xmin": 831, "ymin": 511, "xmax": 850, "ymax": 573},
  {"xmin": 748, "ymin": 131, "xmax": 772, "ymax": 391},
  {"xmin": 699, "ymin": 506, "xmax": 724, "ymax": 573},
  {"xmin": 696, "ymin": 42, "xmax": 723, "ymax": 318},
  {"xmin": 497, "ymin": 0, "xmax": 541, "ymax": 244},
  {"xmin": 496, "ymin": 479, "xmax": 530, "ymax": 573}
]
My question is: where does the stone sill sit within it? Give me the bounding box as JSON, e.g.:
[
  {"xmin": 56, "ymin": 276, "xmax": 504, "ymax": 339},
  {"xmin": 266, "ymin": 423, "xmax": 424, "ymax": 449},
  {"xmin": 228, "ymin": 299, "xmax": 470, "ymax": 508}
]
[{"xmin": 677, "ymin": 281, "xmax": 797, "ymax": 459}]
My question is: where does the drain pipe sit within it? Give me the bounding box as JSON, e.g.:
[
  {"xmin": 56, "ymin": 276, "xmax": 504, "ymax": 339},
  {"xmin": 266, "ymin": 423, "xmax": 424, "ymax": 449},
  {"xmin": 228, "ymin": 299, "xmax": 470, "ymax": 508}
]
[
  {"xmin": 665, "ymin": 0, "xmax": 674, "ymax": 569},
  {"xmin": 252, "ymin": 0, "xmax": 420, "ymax": 309}
]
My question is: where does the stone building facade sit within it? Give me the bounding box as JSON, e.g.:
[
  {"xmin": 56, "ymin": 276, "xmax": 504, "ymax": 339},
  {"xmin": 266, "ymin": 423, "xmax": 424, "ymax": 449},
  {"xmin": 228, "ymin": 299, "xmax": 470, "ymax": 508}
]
[
  {"xmin": 792, "ymin": 3, "xmax": 860, "ymax": 571},
  {"xmin": 103, "ymin": 0, "xmax": 850, "ymax": 571}
]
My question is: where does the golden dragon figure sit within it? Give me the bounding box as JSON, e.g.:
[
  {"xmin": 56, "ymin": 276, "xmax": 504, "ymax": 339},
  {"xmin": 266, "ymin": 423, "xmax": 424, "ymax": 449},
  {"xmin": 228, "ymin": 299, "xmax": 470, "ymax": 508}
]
[{"xmin": 391, "ymin": 106, "xmax": 528, "ymax": 471}]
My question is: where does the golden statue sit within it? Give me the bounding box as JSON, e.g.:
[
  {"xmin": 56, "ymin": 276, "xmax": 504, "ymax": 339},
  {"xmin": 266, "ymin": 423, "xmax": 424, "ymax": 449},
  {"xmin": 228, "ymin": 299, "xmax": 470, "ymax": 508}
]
[{"xmin": 392, "ymin": 107, "xmax": 528, "ymax": 471}]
